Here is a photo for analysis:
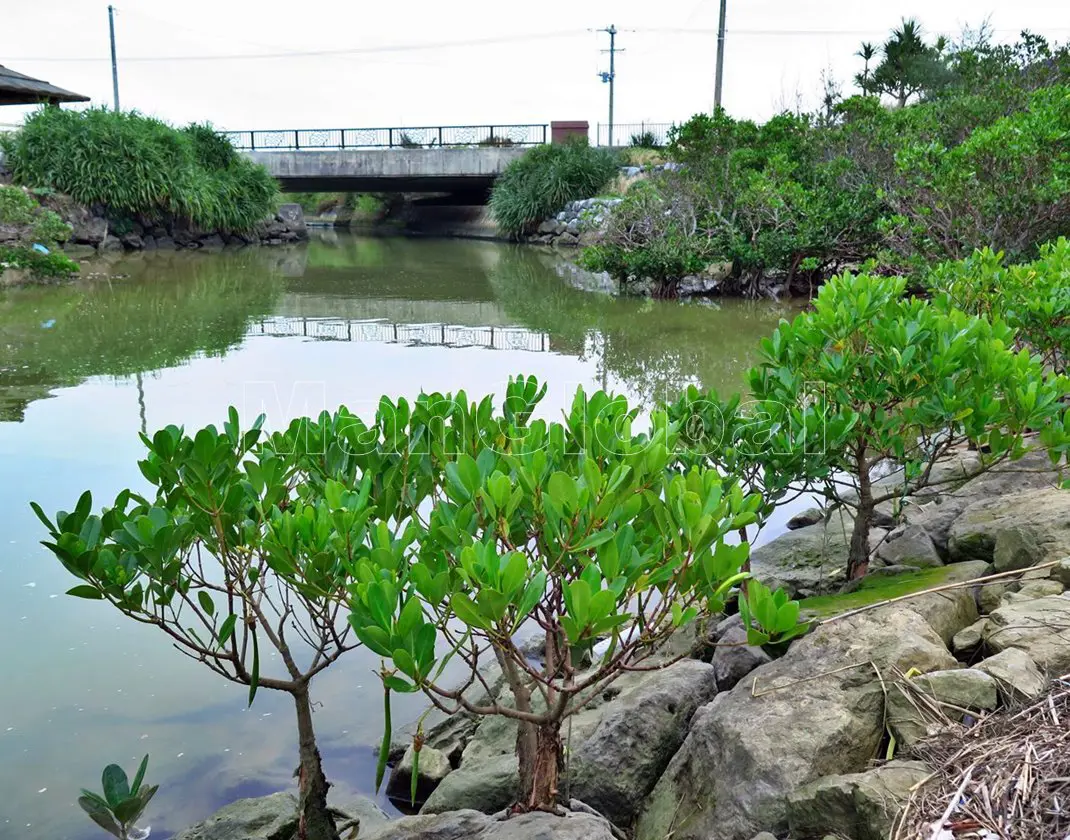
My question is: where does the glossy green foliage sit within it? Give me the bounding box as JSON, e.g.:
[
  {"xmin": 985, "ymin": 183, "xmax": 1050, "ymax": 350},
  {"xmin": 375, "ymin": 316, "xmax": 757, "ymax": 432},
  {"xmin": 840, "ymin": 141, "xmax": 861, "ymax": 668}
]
[
  {"xmin": 739, "ymin": 580, "xmax": 811, "ymax": 647},
  {"xmin": 929, "ymin": 239, "xmax": 1070, "ymax": 374},
  {"xmin": 749, "ymin": 271, "xmax": 1068, "ymax": 570},
  {"xmin": 2, "ymin": 108, "xmax": 278, "ymax": 232},
  {"xmin": 78, "ymin": 755, "xmax": 157, "ymax": 840},
  {"xmin": 489, "ymin": 140, "xmax": 619, "ymax": 235}
]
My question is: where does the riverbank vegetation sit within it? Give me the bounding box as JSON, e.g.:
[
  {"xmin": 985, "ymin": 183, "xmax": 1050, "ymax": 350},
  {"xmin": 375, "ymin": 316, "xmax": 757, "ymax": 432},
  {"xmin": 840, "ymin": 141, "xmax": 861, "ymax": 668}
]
[
  {"xmin": 489, "ymin": 140, "xmax": 617, "ymax": 236},
  {"xmin": 1, "ymin": 109, "xmax": 278, "ymax": 233},
  {"xmin": 580, "ymin": 24, "xmax": 1070, "ymax": 296},
  {"xmin": 0, "ymin": 184, "xmax": 79, "ymax": 279}
]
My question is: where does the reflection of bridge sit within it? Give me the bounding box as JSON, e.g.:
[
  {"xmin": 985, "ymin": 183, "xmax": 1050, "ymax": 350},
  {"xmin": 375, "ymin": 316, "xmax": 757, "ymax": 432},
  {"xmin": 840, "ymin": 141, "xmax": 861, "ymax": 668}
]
[{"xmin": 248, "ymin": 316, "xmax": 552, "ymax": 353}]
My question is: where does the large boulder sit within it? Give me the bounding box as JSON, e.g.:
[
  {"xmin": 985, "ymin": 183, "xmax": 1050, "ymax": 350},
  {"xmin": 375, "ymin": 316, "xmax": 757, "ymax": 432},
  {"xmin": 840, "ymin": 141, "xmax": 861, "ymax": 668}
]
[
  {"xmin": 422, "ymin": 660, "xmax": 717, "ymax": 826},
  {"xmin": 634, "ymin": 607, "xmax": 957, "ymax": 840},
  {"xmin": 886, "ymin": 669, "xmax": 998, "ymax": 748},
  {"xmin": 787, "ymin": 760, "xmax": 931, "ymax": 840},
  {"xmin": 947, "ymin": 488, "xmax": 1070, "ymax": 566},
  {"xmin": 172, "ymin": 789, "xmax": 387, "ymax": 840},
  {"xmin": 984, "ymin": 595, "xmax": 1070, "ymax": 674},
  {"xmin": 363, "ymin": 808, "xmax": 616, "ymax": 840},
  {"xmin": 974, "ymin": 648, "xmax": 1048, "ymax": 701},
  {"xmin": 875, "ymin": 524, "xmax": 943, "ymax": 568},
  {"xmin": 749, "ymin": 509, "xmax": 853, "ymax": 597},
  {"xmin": 387, "ymin": 744, "xmax": 453, "ymax": 806}
]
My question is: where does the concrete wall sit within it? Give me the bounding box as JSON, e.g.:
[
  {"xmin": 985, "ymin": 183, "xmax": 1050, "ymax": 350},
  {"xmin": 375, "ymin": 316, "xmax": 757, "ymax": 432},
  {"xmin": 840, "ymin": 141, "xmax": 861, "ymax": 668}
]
[{"xmin": 244, "ymin": 147, "xmax": 527, "ymax": 193}]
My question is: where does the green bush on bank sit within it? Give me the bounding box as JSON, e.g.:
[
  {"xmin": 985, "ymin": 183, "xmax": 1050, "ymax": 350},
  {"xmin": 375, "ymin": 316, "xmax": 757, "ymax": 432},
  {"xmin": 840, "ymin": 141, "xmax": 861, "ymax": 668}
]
[
  {"xmin": 1, "ymin": 109, "xmax": 278, "ymax": 233},
  {"xmin": 585, "ymin": 29, "xmax": 1070, "ymax": 293},
  {"xmin": 489, "ymin": 140, "xmax": 618, "ymax": 236},
  {"xmin": 0, "ymin": 184, "xmax": 78, "ymax": 279}
]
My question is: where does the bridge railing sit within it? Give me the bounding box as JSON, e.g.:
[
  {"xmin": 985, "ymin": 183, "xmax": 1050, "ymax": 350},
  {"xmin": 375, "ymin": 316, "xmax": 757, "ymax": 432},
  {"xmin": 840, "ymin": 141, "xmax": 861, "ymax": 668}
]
[
  {"xmin": 596, "ymin": 122, "xmax": 675, "ymax": 148},
  {"xmin": 225, "ymin": 124, "xmax": 547, "ymax": 151}
]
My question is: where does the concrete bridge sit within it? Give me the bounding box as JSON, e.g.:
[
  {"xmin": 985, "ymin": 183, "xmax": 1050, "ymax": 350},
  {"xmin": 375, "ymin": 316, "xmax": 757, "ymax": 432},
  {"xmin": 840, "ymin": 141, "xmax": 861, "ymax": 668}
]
[
  {"xmin": 243, "ymin": 147, "xmax": 528, "ymax": 195},
  {"xmin": 227, "ymin": 123, "xmax": 553, "ymax": 195}
]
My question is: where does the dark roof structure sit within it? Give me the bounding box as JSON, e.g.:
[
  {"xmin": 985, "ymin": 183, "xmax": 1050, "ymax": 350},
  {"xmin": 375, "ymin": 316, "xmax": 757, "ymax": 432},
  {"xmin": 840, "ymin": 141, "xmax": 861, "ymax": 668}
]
[{"xmin": 0, "ymin": 64, "xmax": 90, "ymax": 106}]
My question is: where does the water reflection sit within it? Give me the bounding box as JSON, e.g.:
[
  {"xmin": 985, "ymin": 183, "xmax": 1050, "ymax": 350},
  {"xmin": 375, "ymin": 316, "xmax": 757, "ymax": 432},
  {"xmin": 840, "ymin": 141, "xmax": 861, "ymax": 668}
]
[{"xmin": 0, "ymin": 234, "xmax": 792, "ymax": 840}]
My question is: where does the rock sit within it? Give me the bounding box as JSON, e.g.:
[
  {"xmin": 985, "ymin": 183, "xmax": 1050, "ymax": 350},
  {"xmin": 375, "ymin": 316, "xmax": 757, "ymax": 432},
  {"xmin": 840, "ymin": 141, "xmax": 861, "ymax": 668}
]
[
  {"xmin": 424, "ymin": 660, "xmax": 717, "ymax": 826},
  {"xmin": 749, "ymin": 509, "xmax": 853, "ymax": 598},
  {"xmin": 748, "ymin": 834, "xmax": 778, "ymax": 840},
  {"xmin": 881, "ymin": 560, "xmax": 986, "ymax": 645},
  {"xmin": 952, "ymin": 618, "xmax": 988, "ymax": 656},
  {"xmin": 173, "ymin": 789, "xmax": 387, "ymax": 840},
  {"xmin": 536, "ymin": 220, "xmax": 557, "ymax": 235},
  {"xmin": 887, "ymin": 669, "xmax": 998, "ymax": 748},
  {"xmin": 676, "ymin": 274, "xmax": 721, "ymax": 297},
  {"xmin": 388, "ymin": 745, "xmax": 452, "ymax": 805},
  {"xmin": 979, "ymin": 582, "xmax": 1008, "ymax": 614},
  {"xmin": 975, "ymin": 649, "xmax": 1047, "ymax": 701},
  {"xmin": 948, "ymin": 487, "xmax": 1070, "ymax": 566},
  {"xmin": 984, "ymin": 595, "xmax": 1070, "ymax": 674},
  {"xmin": 635, "ymin": 608, "xmax": 956, "ymax": 840},
  {"xmin": 199, "ymin": 233, "xmax": 225, "ymax": 249},
  {"xmin": 876, "ymin": 524, "xmax": 943, "ymax": 568},
  {"xmin": 1052, "ymin": 559, "xmax": 1070, "ymax": 587},
  {"xmin": 1018, "ymin": 580, "xmax": 1065, "ymax": 598},
  {"xmin": 68, "ymin": 211, "xmax": 108, "ymax": 245},
  {"xmin": 171, "ymin": 792, "xmax": 300, "ymax": 840},
  {"xmin": 555, "ymin": 232, "xmax": 580, "ymax": 247},
  {"xmin": 142, "ymin": 235, "xmax": 157, "ymax": 250},
  {"xmin": 364, "ymin": 809, "xmax": 617, "ymax": 840},
  {"xmin": 992, "ymin": 525, "xmax": 1046, "ymax": 572},
  {"xmin": 155, "ymin": 235, "xmax": 175, "ymax": 249},
  {"xmin": 712, "ymin": 624, "xmax": 773, "ymax": 691},
  {"xmin": 787, "ymin": 760, "xmax": 931, "ymax": 840},
  {"xmin": 786, "ymin": 508, "xmax": 824, "ymax": 530},
  {"xmin": 99, "ymin": 234, "xmax": 122, "ymax": 252},
  {"xmin": 276, "ymin": 203, "xmax": 307, "ymax": 237}
]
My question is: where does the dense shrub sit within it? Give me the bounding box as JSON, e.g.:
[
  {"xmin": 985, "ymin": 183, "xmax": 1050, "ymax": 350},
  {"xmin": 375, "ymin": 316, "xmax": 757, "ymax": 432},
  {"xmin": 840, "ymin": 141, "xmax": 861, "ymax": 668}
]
[
  {"xmin": 0, "ymin": 184, "xmax": 71, "ymax": 245},
  {"xmin": 0, "ymin": 245, "xmax": 79, "ymax": 279},
  {"xmin": 929, "ymin": 238, "xmax": 1070, "ymax": 373},
  {"xmin": 884, "ymin": 85, "xmax": 1070, "ymax": 262},
  {"xmin": 1, "ymin": 108, "xmax": 278, "ymax": 233},
  {"xmin": 584, "ymin": 28, "xmax": 1070, "ymax": 294},
  {"xmin": 489, "ymin": 140, "xmax": 618, "ymax": 236}
]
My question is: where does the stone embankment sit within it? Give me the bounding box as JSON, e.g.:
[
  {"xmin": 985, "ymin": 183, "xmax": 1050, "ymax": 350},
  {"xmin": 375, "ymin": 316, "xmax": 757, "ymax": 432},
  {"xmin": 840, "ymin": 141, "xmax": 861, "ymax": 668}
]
[
  {"xmin": 50, "ymin": 197, "xmax": 308, "ymax": 256},
  {"xmin": 176, "ymin": 442, "xmax": 1070, "ymax": 840}
]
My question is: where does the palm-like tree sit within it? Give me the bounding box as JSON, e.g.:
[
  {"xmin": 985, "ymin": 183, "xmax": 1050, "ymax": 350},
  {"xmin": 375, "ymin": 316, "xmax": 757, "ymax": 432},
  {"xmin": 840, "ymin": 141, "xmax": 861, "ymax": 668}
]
[{"xmin": 855, "ymin": 42, "xmax": 877, "ymax": 94}]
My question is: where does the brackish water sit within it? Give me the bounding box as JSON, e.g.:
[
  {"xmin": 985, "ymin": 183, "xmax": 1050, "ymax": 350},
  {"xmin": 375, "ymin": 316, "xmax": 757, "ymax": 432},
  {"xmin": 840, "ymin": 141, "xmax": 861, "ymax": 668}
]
[{"xmin": 0, "ymin": 234, "xmax": 793, "ymax": 839}]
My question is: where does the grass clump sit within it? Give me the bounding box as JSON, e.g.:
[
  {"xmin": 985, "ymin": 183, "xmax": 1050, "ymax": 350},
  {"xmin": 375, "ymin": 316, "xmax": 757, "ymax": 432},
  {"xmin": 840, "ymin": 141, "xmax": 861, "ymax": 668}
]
[
  {"xmin": 1, "ymin": 108, "xmax": 278, "ymax": 233},
  {"xmin": 0, "ymin": 245, "xmax": 79, "ymax": 279},
  {"xmin": 489, "ymin": 140, "xmax": 619, "ymax": 236}
]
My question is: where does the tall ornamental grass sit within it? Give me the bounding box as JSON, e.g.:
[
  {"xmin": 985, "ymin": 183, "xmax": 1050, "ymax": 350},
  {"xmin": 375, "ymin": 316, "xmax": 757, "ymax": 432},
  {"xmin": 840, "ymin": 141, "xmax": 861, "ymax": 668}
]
[
  {"xmin": 1, "ymin": 109, "xmax": 277, "ymax": 233},
  {"xmin": 489, "ymin": 140, "xmax": 618, "ymax": 236}
]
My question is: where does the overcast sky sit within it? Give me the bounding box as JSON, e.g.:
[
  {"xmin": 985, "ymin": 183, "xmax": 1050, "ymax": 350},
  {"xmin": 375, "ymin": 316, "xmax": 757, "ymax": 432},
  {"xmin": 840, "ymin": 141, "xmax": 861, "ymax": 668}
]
[{"xmin": 2, "ymin": 1, "xmax": 1067, "ymax": 133}]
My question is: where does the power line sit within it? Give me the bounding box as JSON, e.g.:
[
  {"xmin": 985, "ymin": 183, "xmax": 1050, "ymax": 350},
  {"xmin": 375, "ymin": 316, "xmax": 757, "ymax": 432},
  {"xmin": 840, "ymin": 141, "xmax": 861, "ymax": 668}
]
[{"xmin": 6, "ymin": 29, "xmax": 588, "ymax": 63}]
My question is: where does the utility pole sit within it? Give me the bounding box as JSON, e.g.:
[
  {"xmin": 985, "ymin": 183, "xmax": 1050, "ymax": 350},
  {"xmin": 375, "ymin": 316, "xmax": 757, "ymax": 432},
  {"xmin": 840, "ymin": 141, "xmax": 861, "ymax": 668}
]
[
  {"xmin": 714, "ymin": 0, "xmax": 727, "ymax": 110},
  {"xmin": 598, "ymin": 25, "xmax": 620, "ymax": 146},
  {"xmin": 108, "ymin": 5, "xmax": 120, "ymax": 112}
]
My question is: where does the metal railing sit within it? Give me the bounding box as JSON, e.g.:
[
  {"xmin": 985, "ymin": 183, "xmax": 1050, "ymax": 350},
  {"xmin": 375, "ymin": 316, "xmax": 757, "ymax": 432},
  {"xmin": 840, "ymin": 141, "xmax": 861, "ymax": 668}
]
[
  {"xmin": 596, "ymin": 122, "xmax": 674, "ymax": 148},
  {"xmin": 224, "ymin": 124, "xmax": 547, "ymax": 151}
]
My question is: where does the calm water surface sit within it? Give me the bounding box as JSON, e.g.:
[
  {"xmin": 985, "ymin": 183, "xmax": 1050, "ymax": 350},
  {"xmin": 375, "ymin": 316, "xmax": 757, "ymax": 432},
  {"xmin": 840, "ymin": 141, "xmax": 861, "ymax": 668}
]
[{"xmin": 0, "ymin": 234, "xmax": 793, "ymax": 839}]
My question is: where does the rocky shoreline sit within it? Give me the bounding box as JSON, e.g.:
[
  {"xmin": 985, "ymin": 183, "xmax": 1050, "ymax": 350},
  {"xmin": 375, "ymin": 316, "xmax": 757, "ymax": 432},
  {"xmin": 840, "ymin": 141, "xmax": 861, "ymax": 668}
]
[{"xmin": 175, "ymin": 443, "xmax": 1070, "ymax": 840}]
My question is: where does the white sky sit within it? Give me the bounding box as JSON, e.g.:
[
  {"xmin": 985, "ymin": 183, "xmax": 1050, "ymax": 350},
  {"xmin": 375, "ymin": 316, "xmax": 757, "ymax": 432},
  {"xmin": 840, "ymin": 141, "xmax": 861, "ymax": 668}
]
[{"xmin": 2, "ymin": 1, "xmax": 1067, "ymax": 133}]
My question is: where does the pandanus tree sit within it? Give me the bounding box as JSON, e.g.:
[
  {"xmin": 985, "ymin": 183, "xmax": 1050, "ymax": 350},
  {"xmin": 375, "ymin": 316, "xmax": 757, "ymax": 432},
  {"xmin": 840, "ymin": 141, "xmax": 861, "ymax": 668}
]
[
  {"xmin": 748, "ymin": 271, "xmax": 1069, "ymax": 580},
  {"xmin": 33, "ymin": 410, "xmax": 364, "ymax": 840},
  {"xmin": 339, "ymin": 379, "xmax": 800, "ymax": 811}
]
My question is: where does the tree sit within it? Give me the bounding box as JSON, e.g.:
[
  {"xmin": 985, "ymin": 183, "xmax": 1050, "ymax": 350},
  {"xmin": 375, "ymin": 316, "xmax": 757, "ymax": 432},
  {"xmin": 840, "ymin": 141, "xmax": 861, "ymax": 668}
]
[
  {"xmin": 855, "ymin": 42, "xmax": 877, "ymax": 94},
  {"xmin": 33, "ymin": 410, "xmax": 363, "ymax": 840},
  {"xmin": 343, "ymin": 379, "xmax": 801, "ymax": 811},
  {"xmin": 748, "ymin": 271, "xmax": 1068, "ymax": 580},
  {"xmin": 870, "ymin": 19, "xmax": 950, "ymax": 107}
]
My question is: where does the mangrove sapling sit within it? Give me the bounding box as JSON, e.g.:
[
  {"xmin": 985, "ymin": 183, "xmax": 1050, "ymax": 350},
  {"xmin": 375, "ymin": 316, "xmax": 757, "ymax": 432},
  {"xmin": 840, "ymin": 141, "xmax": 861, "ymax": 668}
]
[
  {"xmin": 79, "ymin": 755, "xmax": 157, "ymax": 840},
  {"xmin": 749, "ymin": 270, "xmax": 1069, "ymax": 580},
  {"xmin": 346, "ymin": 384, "xmax": 804, "ymax": 812},
  {"xmin": 33, "ymin": 410, "xmax": 363, "ymax": 840}
]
